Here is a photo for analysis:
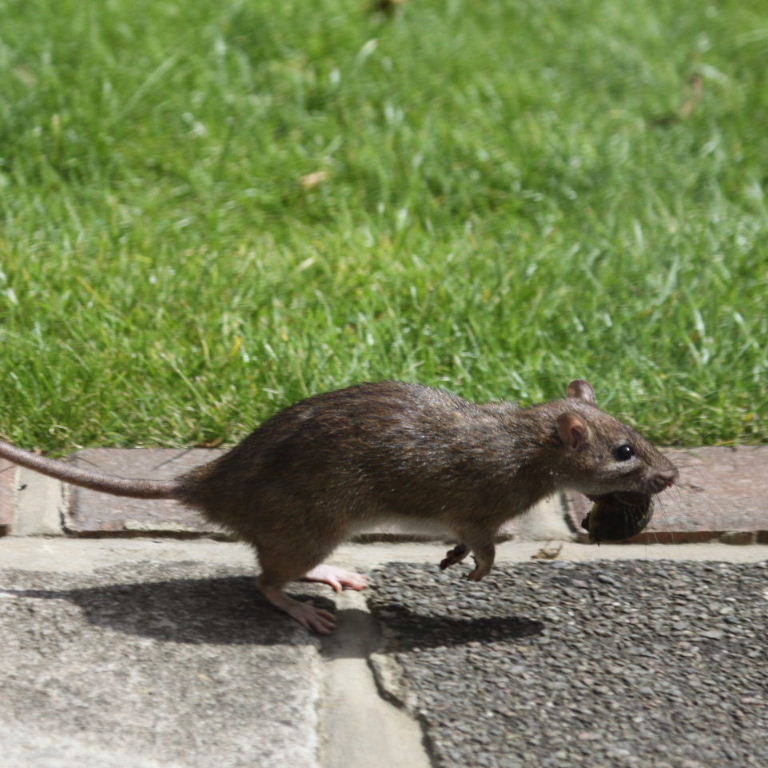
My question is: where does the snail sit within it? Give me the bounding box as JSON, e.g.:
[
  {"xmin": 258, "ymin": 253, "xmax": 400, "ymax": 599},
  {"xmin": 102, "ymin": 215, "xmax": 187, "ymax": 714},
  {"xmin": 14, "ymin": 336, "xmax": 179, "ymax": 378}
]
[{"xmin": 581, "ymin": 492, "xmax": 654, "ymax": 543}]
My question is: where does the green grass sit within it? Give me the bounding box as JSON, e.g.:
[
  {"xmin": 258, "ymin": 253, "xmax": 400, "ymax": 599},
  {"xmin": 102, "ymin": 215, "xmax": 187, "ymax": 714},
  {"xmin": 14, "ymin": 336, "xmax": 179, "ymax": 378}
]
[{"xmin": 1, "ymin": 0, "xmax": 767, "ymax": 450}]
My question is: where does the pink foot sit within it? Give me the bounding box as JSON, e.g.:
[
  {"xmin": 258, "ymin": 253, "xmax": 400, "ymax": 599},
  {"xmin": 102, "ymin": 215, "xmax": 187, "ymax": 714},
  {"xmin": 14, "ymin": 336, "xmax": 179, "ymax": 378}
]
[{"xmin": 300, "ymin": 564, "xmax": 369, "ymax": 592}]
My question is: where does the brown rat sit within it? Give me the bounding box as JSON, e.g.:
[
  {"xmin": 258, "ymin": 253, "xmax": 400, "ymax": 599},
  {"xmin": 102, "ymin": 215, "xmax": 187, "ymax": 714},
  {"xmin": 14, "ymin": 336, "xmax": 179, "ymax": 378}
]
[{"xmin": 0, "ymin": 378, "xmax": 678, "ymax": 633}]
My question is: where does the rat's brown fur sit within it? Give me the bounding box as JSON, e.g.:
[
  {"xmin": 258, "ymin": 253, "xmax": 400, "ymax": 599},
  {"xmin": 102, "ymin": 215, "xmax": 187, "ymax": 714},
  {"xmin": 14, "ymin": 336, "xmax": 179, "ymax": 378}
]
[{"xmin": 0, "ymin": 379, "xmax": 678, "ymax": 632}]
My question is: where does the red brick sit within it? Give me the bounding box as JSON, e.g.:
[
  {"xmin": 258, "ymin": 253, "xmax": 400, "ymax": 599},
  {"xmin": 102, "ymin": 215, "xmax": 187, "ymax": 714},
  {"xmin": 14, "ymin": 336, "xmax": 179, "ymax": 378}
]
[{"xmin": 64, "ymin": 448, "xmax": 232, "ymax": 538}]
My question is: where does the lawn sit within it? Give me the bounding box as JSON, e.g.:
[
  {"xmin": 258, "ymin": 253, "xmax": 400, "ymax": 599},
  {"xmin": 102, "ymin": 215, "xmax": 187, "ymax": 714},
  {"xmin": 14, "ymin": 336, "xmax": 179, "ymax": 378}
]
[{"xmin": 1, "ymin": 0, "xmax": 766, "ymax": 450}]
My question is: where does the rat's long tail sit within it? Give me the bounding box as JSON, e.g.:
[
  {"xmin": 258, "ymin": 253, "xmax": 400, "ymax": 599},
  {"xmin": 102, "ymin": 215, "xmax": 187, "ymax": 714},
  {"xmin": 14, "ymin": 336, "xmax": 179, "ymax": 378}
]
[{"xmin": 0, "ymin": 439, "xmax": 180, "ymax": 499}]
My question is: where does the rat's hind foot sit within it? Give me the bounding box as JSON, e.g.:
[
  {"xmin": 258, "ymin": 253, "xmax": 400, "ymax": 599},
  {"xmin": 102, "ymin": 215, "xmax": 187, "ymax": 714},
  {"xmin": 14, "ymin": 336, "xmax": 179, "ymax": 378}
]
[
  {"xmin": 462, "ymin": 541, "xmax": 495, "ymax": 581},
  {"xmin": 465, "ymin": 564, "xmax": 489, "ymax": 581},
  {"xmin": 440, "ymin": 544, "xmax": 469, "ymax": 570},
  {"xmin": 300, "ymin": 564, "xmax": 369, "ymax": 592},
  {"xmin": 260, "ymin": 584, "xmax": 337, "ymax": 634},
  {"xmin": 465, "ymin": 552, "xmax": 494, "ymax": 581}
]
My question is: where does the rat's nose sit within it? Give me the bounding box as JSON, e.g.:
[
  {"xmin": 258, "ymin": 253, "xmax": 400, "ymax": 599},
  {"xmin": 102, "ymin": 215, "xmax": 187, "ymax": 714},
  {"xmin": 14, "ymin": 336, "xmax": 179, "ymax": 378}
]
[{"xmin": 656, "ymin": 467, "xmax": 678, "ymax": 489}]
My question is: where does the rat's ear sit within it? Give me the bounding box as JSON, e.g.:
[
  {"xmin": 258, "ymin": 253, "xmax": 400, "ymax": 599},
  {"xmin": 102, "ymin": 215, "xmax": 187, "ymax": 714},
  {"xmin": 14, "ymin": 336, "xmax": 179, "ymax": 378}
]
[
  {"xmin": 567, "ymin": 379, "xmax": 597, "ymax": 406},
  {"xmin": 557, "ymin": 412, "xmax": 590, "ymax": 450}
]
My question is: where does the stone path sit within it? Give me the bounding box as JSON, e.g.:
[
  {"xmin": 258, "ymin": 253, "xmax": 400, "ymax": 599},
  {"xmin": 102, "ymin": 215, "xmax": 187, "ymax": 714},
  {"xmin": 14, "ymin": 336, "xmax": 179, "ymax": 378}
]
[{"xmin": 0, "ymin": 445, "xmax": 766, "ymax": 767}]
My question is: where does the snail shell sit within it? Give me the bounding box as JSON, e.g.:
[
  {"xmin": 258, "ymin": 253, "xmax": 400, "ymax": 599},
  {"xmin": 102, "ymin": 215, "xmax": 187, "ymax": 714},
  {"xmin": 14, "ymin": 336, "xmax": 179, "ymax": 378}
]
[{"xmin": 581, "ymin": 492, "xmax": 654, "ymax": 543}]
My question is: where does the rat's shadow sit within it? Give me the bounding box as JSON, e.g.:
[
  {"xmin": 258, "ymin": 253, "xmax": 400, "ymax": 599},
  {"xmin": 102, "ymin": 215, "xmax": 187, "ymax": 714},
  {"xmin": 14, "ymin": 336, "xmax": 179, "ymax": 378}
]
[
  {"xmin": 366, "ymin": 602, "xmax": 543, "ymax": 649},
  {"xmin": 8, "ymin": 576, "xmax": 544, "ymax": 649}
]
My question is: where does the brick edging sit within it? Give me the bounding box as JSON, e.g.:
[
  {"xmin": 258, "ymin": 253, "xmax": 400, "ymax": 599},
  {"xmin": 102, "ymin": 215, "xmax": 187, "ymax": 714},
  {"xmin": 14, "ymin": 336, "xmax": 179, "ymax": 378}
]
[{"xmin": 1, "ymin": 446, "xmax": 767, "ymax": 542}]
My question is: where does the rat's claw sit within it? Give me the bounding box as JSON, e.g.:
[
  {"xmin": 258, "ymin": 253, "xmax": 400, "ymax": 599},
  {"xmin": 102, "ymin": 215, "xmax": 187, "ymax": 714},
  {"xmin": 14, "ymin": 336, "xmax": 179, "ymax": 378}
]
[
  {"xmin": 288, "ymin": 601, "xmax": 337, "ymax": 634},
  {"xmin": 259, "ymin": 584, "xmax": 337, "ymax": 634}
]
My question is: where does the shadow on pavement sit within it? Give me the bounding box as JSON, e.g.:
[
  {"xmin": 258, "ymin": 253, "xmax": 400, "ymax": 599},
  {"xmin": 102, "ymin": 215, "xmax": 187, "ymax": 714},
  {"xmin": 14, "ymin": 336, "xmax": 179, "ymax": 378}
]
[
  {"xmin": 4, "ymin": 576, "xmax": 543, "ymax": 650},
  {"xmin": 2, "ymin": 576, "xmax": 331, "ymax": 646},
  {"xmin": 368, "ymin": 602, "xmax": 544, "ymax": 649}
]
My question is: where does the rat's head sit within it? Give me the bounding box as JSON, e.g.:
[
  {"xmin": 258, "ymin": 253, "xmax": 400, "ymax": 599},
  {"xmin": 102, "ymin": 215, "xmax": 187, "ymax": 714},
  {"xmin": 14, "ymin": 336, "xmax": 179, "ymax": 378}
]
[{"xmin": 540, "ymin": 379, "xmax": 678, "ymax": 498}]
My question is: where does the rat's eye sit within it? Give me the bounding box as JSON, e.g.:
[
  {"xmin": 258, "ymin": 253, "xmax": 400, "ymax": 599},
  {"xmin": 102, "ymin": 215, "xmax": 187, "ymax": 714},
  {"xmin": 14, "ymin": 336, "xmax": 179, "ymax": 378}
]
[{"xmin": 613, "ymin": 444, "xmax": 635, "ymax": 461}]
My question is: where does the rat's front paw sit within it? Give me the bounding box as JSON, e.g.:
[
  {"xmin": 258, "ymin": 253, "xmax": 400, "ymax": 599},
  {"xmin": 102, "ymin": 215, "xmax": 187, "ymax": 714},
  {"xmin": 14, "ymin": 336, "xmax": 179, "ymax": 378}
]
[{"xmin": 439, "ymin": 544, "xmax": 469, "ymax": 570}]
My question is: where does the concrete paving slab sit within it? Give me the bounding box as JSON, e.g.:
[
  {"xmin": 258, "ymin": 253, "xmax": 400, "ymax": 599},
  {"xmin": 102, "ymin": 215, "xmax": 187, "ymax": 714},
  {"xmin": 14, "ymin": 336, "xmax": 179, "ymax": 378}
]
[
  {"xmin": 566, "ymin": 446, "xmax": 768, "ymax": 543},
  {"xmin": 0, "ymin": 560, "xmax": 325, "ymax": 768},
  {"xmin": 0, "ymin": 459, "xmax": 15, "ymax": 536},
  {"xmin": 1, "ymin": 539, "xmax": 767, "ymax": 768},
  {"xmin": 64, "ymin": 449, "xmax": 228, "ymax": 538},
  {"xmin": 0, "ymin": 540, "xmax": 435, "ymax": 768},
  {"xmin": 13, "ymin": 469, "xmax": 65, "ymax": 536},
  {"xmin": 2, "ymin": 538, "xmax": 768, "ymax": 578},
  {"xmin": 368, "ymin": 560, "xmax": 768, "ymax": 768}
]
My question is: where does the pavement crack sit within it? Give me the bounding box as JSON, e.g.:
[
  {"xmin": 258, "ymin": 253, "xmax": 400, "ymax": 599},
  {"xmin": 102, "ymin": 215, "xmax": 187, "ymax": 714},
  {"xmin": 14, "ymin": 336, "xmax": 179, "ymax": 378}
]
[{"xmin": 318, "ymin": 589, "xmax": 432, "ymax": 768}]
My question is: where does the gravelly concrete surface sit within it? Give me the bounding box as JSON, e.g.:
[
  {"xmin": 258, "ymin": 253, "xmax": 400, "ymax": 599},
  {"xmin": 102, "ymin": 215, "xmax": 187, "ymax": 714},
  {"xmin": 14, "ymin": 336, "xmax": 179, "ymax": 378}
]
[
  {"xmin": 2, "ymin": 542, "xmax": 767, "ymax": 768},
  {"xmin": 0, "ymin": 562, "xmax": 326, "ymax": 768},
  {"xmin": 367, "ymin": 560, "xmax": 768, "ymax": 768}
]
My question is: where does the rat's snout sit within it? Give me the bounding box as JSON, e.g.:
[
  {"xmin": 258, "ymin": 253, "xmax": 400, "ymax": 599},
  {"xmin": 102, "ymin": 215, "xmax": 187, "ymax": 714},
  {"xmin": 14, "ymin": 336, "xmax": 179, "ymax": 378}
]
[{"xmin": 650, "ymin": 465, "xmax": 678, "ymax": 493}]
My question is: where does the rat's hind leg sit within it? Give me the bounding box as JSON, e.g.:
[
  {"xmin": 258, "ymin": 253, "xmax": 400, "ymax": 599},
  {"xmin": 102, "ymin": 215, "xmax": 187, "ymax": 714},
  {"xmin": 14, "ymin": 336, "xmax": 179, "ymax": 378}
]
[
  {"xmin": 255, "ymin": 541, "xmax": 342, "ymax": 634},
  {"xmin": 259, "ymin": 581, "xmax": 337, "ymax": 634},
  {"xmin": 450, "ymin": 527, "xmax": 497, "ymax": 581},
  {"xmin": 466, "ymin": 541, "xmax": 495, "ymax": 581}
]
